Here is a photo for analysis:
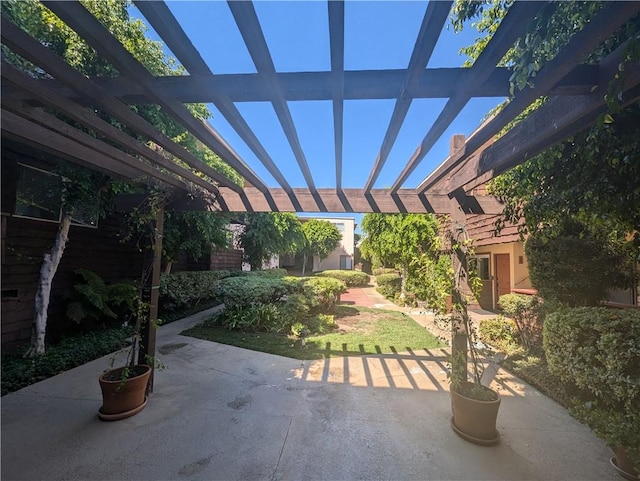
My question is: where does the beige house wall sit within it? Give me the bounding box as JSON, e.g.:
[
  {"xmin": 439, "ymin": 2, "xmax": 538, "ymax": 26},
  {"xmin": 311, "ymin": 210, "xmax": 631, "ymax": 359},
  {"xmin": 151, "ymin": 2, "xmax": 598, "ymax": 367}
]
[
  {"xmin": 475, "ymin": 240, "xmax": 533, "ymax": 309},
  {"xmin": 311, "ymin": 217, "xmax": 355, "ymax": 272}
]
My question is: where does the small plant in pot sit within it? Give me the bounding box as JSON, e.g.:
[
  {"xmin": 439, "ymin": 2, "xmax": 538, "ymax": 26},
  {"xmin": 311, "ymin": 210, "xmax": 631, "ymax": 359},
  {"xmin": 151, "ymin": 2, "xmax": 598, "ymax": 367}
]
[
  {"xmin": 98, "ymin": 293, "xmax": 156, "ymax": 421},
  {"xmin": 544, "ymin": 307, "xmax": 639, "ymax": 479}
]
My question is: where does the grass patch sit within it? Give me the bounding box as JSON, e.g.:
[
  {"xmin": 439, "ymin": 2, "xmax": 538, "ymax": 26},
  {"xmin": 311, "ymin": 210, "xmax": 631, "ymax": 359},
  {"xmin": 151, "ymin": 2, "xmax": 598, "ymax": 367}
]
[{"xmin": 182, "ymin": 305, "xmax": 443, "ymax": 360}]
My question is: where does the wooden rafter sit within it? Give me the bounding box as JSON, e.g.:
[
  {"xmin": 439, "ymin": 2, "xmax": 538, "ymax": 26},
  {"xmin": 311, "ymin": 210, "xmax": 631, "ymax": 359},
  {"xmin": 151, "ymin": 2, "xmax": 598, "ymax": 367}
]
[
  {"xmin": 328, "ymin": 0, "xmax": 345, "ymax": 191},
  {"xmin": 1, "ymin": 15, "xmax": 243, "ymax": 194},
  {"xmin": 41, "ymin": 0, "xmax": 268, "ymax": 193},
  {"xmin": 227, "ymin": 0, "xmax": 325, "ymax": 210},
  {"xmin": 133, "ymin": 0, "xmax": 295, "ymax": 203},
  {"xmin": 389, "ymin": 1, "xmax": 546, "ymax": 193},
  {"xmin": 1, "ymin": 60, "xmax": 222, "ymax": 195},
  {"xmin": 420, "ymin": 0, "xmax": 640, "ymax": 194},
  {"xmin": 364, "ymin": 1, "xmax": 452, "ymax": 191}
]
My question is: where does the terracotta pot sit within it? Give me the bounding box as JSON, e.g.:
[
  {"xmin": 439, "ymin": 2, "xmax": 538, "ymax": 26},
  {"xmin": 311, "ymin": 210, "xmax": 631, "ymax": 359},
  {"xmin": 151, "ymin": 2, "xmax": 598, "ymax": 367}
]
[
  {"xmin": 611, "ymin": 446, "xmax": 639, "ymax": 481},
  {"xmin": 98, "ymin": 364, "xmax": 151, "ymax": 421},
  {"xmin": 451, "ymin": 381, "xmax": 501, "ymax": 445}
]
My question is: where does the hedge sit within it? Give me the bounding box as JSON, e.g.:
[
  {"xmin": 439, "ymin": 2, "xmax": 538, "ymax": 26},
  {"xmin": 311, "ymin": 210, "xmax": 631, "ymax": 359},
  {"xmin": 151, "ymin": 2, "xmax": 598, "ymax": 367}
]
[
  {"xmin": 159, "ymin": 270, "xmax": 229, "ymax": 312},
  {"xmin": 227, "ymin": 268, "xmax": 288, "ymax": 278},
  {"xmin": 373, "ymin": 268, "xmax": 397, "ymax": 276},
  {"xmin": 376, "ymin": 273, "xmax": 401, "ymax": 299},
  {"xmin": 314, "ymin": 270, "xmax": 370, "ymax": 287},
  {"xmin": 214, "ymin": 275, "xmax": 300, "ymax": 309}
]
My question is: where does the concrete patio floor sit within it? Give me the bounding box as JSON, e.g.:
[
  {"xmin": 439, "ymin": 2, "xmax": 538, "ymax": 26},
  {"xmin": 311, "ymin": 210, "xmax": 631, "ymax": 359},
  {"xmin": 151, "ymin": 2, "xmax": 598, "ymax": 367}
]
[{"xmin": 1, "ymin": 297, "xmax": 618, "ymax": 481}]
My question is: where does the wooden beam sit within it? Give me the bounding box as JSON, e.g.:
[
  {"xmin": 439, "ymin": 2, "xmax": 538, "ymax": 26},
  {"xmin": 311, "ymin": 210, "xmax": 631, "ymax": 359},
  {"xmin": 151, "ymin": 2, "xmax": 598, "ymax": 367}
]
[
  {"xmin": 389, "ymin": 1, "xmax": 546, "ymax": 193},
  {"xmin": 1, "ymin": 60, "xmax": 221, "ymax": 195},
  {"xmin": 215, "ymin": 188, "xmax": 506, "ymax": 214},
  {"xmin": 2, "ymin": 109, "xmax": 141, "ymax": 180},
  {"xmin": 420, "ymin": 1, "xmax": 640, "ymax": 194},
  {"xmin": 228, "ymin": 0, "xmax": 320, "ymax": 204},
  {"xmin": 15, "ymin": 65, "xmax": 599, "ymax": 105},
  {"xmin": 440, "ymin": 61, "xmax": 640, "ymax": 194},
  {"xmin": 133, "ymin": 0, "xmax": 293, "ymax": 194},
  {"xmin": 364, "ymin": 1, "xmax": 452, "ymax": 191},
  {"xmin": 1, "ymin": 15, "xmax": 244, "ymax": 194},
  {"xmin": 328, "ymin": 0, "xmax": 345, "ymax": 189},
  {"xmin": 2, "ymin": 97, "xmax": 189, "ymax": 190}
]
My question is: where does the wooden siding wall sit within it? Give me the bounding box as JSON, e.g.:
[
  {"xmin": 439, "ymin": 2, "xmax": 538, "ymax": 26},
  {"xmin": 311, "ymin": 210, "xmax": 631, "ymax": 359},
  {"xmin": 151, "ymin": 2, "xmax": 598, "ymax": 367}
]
[
  {"xmin": 1, "ymin": 215, "xmax": 144, "ymax": 351},
  {"xmin": 210, "ymin": 249, "xmax": 243, "ymax": 271},
  {"xmin": 466, "ymin": 214, "xmax": 521, "ymax": 247}
]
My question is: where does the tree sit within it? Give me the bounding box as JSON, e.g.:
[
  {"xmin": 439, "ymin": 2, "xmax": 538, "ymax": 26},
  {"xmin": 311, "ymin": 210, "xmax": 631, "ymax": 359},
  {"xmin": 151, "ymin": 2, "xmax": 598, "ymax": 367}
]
[
  {"xmin": 360, "ymin": 214, "xmax": 441, "ymax": 299},
  {"xmin": 3, "ymin": 0, "xmax": 240, "ymax": 356},
  {"xmin": 162, "ymin": 211, "xmax": 231, "ymax": 273},
  {"xmin": 299, "ymin": 220, "xmax": 342, "ymax": 276},
  {"xmin": 238, "ymin": 213, "xmax": 303, "ymax": 270}
]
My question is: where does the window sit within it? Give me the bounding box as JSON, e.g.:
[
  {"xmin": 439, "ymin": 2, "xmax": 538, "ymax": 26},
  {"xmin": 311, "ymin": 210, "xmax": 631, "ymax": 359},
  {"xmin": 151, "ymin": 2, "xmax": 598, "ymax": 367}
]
[
  {"xmin": 340, "ymin": 255, "xmax": 352, "ymax": 269},
  {"xmin": 471, "ymin": 256, "xmax": 490, "ymax": 280},
  {"xmin": 14, "ymin": 164, "xmax": 100, "ymax": 228},
  {"xmin": 334, "ymin": 222, "xmax": 345, "ymax": 232}
]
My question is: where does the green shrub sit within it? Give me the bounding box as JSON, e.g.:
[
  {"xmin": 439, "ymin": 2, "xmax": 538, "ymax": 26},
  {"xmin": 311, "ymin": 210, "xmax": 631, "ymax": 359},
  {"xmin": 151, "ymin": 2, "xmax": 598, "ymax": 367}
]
[
  {"xmin": 214, "ymin": 276, "xmax": 300, "ymax": 310},
  {"xmin": 498, "ymin": 293, "xmax": 544, "ymax": 350},
  {"xmin": 209, "ymin": 303, "xmax": 283, "ymax": 333},
  {"xmin": 299, "ymin": 277, "xmax": 347, "ymax": 313},
  {"xmin": 479, "ymin": 316, "xmax": 520, "ymax": 354},
  {"xmin": 66, "ymin": 269, "xmax": 137, "ymax": 327},
  {"xmin": 544, "ymin": 307, "xmax": 640, "ymax": 464},
  {"xmin": 376, "ymin": 273, "xmax": 401, "ymax": 299},
  {"xmin": 373, "ymin": 268, "xmax": 397, "ymax": 276},
  {"xmin": 159, "ymin": 270, "xmax": 229, "ymax": 312},
  {"xmin": 1, "ymin": 327, "xmax": 132, "ymax": 395},
  {"xmin": 314, "ymin": 270, "xmax": 370, "ymax": 287}
]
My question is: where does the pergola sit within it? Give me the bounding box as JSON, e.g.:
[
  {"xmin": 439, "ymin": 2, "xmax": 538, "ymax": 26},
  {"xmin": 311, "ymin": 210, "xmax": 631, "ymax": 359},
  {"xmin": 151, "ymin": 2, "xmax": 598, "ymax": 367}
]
[
  {"xmin": 3, "ymin": 1, "xmax": 639, "ymax": 215},
  {"xmin": 2, "ymin": 1, "xmax": 639, "ymax": 379}
]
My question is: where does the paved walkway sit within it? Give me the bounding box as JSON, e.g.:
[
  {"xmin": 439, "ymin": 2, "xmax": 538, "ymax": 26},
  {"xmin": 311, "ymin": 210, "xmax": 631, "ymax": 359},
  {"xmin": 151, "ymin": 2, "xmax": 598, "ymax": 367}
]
[{"xmin": 1, "ymin": 293, "xmax": 617, "ymax": 480}]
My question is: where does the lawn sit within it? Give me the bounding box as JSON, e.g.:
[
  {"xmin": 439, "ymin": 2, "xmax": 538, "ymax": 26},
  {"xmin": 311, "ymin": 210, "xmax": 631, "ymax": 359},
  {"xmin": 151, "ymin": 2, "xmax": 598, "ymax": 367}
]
[{"xmin": 182, "ymin": 305, "xmax": 443, "ymax": 360}]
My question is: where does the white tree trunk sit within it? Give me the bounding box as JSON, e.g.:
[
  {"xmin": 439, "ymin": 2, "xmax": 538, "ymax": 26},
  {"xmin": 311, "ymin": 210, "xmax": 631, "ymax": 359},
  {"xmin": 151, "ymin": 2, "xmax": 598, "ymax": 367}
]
[
  {"xmin": 24, "ymin": 215, "xmax": 72, "ymax": 358},
  {"xmin": 302, "ymin": 253, "xmax": 307, "ymax": 276}
]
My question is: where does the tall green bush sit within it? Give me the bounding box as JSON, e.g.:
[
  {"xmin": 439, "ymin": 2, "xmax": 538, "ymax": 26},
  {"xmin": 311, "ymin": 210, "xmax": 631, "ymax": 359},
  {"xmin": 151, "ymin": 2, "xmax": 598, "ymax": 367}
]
[
  {"xmin": 526, "ymin": 223, "xmax": 636, "ymax": 307},
  {"xmin": 314, "ymin": 270, "xmax": 370, "ymax": 287},
  {"xmin": 544, "ymin": 307, "xmax": 640, "ymax": 465}
]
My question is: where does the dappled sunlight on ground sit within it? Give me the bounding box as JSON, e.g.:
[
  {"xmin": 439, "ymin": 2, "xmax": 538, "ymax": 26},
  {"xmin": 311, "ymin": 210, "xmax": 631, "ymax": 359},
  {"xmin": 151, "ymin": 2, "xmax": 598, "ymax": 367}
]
[{"xmin": 293, "ymin": 347, "xmax": 530, "ymax": 397}]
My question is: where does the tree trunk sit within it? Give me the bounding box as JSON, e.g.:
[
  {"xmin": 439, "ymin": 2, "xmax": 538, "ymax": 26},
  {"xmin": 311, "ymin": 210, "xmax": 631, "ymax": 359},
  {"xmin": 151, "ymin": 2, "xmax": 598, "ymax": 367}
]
[
  {"xmin": 399, "ymin": 265, "xmax": 408, "ymax": 299},
  {"xmin": 163, "ymin": 261, "xmax": 172, "ymax": 275},
  {"xmin": 302, "ymin": 253, "xmax": 307, "ymax": 276},
  {"xmin": 24, "ymin": 214, "xmax": 72, "ymax": 357}
]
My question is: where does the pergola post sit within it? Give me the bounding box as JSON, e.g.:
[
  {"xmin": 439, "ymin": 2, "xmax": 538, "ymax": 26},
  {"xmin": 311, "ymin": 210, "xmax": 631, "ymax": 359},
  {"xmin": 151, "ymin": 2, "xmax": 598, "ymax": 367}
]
[
  {"xmin": 448, "ymin": 134, "xmax": 469, "ymax": 385},
  {"xmin": 138, "ymin": 205, "xmax": 164, "ymax": 393}
]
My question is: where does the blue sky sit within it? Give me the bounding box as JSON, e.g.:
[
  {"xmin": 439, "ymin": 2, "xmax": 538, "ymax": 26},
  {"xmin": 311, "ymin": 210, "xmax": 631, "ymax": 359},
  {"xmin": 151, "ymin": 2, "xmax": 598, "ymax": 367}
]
[{"xmin": 131, "ymin": 1, "xmax": 503, "ymax": 229}]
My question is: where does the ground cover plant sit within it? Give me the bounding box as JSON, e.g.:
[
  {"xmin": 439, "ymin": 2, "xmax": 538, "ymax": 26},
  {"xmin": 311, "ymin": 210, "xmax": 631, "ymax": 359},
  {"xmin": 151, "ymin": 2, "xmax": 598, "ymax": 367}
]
[
  {"xmin": 183, "ymin": 305, "xmax": 442, "ymax": 360},
  {"xmin": 1, "ymin": 327, "xmax": 132, "ymax": 396}
]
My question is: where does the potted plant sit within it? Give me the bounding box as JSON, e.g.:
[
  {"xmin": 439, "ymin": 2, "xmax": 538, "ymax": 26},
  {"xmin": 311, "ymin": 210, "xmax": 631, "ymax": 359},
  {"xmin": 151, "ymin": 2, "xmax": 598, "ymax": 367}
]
[
  {"xmin": 447, "ymin": 306, "xmax": 501, "ymax": 445},
  {"xmin": 544, "ymin": 307, "xmax": 639, "ymax": 480},
  {"xmin": 97, "ymin": 289, "xmax": 154, "ymax": 421},
  {"xmin": 411, "ymin": 223, "xmax": 501, "ymax": 445}
]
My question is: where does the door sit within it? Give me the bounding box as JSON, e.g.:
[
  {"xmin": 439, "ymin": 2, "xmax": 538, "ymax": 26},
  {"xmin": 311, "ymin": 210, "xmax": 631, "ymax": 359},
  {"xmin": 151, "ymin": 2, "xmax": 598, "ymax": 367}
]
[{"xmin": 494, "ymin": 254, "xmax": 511, "ymax": 307}]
